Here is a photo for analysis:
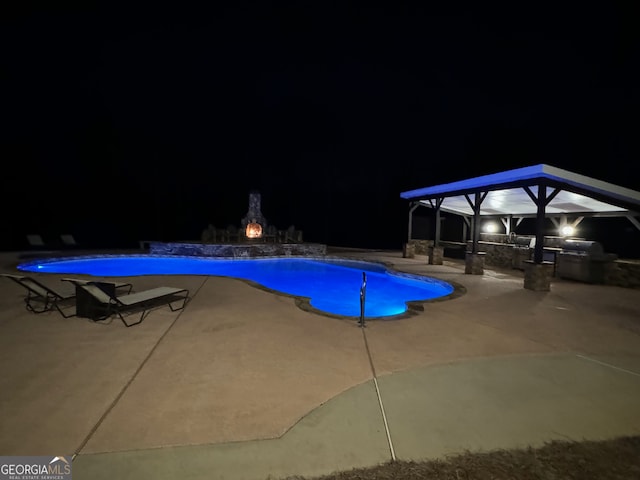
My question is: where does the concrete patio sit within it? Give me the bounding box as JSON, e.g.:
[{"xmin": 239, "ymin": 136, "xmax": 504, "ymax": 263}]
[{"xmin": 1, "ymin": 248, "xmax": 639, "ymax": 480}]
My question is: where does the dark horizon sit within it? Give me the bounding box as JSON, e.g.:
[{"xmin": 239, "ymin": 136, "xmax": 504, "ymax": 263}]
[{"xmin": 2, "ymin": 4, "xmax": 639, "ymax": 256}]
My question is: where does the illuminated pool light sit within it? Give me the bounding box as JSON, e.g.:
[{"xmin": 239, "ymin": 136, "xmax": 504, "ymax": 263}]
[{"xmin": 18, "ymin": 255, "xmax": 458, "ymax": 319}]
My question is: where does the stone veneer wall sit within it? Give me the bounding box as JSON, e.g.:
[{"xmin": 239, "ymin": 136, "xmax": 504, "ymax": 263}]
[
  {"xmin": 444, "ymin": 237, "xmax": 639, "ymax": 289},
  {"xmin": 473, "ymin": 241, "xmax": 640, "ymax": 289},
  {"xmin": 408, "ymin": 239, "xmax": 434, "ymax": 255},
  {"xmin": 150, "ymin": 241, "xmax": 327, "ymax": 258},
  {"xmin": 467, "ymin": 241, "xmax": 514, "ymax": 268},
  {"xmin": 523, "ymin": 261, "xmax": 554, "ymax": 291},
  {"xmin": 604, "ymin": 260, "xmax": 640, "ymax": 288},
  {"xmin": 404, "ymin": 237, "xmax": 638, "ymax": 289}
]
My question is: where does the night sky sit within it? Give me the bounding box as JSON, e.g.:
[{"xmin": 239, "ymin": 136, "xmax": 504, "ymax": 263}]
[{"xmin": 3, "ymin": 4, "xmax": 639, "ymax": 253}]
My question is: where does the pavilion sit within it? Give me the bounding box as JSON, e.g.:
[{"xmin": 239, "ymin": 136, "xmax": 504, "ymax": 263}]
[{"xmin": 400, "ymin": 164, "xmax": 640, "ymax": 290}]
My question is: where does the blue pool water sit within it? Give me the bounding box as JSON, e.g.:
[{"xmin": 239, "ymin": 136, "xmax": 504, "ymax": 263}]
[{"xmin": 18, "ymin": 255, "xmax": 455, "ymax": 318}]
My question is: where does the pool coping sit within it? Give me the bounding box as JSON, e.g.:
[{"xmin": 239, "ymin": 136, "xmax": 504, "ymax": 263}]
[{"xmin": 13, "ymin": 252, "xmax": 466, "ymax": 321}]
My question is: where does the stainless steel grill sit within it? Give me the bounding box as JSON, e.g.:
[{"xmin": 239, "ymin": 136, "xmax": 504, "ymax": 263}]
[
  {"xmin": 556, "ymin": 239, "xmax": 617, "ymax": 283},
  {"xmin": 560, "ymin": 239, "xmax": 604, "ymax": 256}
]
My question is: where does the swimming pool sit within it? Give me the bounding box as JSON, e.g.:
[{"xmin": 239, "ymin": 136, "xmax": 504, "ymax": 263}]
[{"xmin": 18, "ymin": 255, "xmax": 457, "ymax": 319}]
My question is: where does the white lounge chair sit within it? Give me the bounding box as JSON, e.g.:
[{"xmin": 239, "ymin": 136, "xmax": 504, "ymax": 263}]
[{"xmin": 74, "ymin": 281, "xmax": 190, "ymax": 327}]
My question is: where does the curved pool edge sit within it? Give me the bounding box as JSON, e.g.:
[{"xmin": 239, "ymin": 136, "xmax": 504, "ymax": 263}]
[{"xmin": 13, "ymin": 252, "xmax": 465, "ymax": 321}]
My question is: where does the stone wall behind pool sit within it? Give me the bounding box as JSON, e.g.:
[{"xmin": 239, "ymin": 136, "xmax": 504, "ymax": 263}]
[{"xmin": 149, "ymin": 241, "xmax": 327, "ymax": 258}]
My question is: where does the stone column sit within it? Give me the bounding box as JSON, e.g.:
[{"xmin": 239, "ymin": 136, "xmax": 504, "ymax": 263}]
[
  {"xmin": 428, "ymin": 246, "xmax": 444, "ymax": 265},
  {"xmin": 523, "ymin": 260, "xmax": 554, "ymax": 291},
  {"xmin": 403, "ymin": 243, "xmax": 415, "ymax": 258},
  {"xmin": 465, "ymin": 252, "xmax": 485, "ymax": 275}
]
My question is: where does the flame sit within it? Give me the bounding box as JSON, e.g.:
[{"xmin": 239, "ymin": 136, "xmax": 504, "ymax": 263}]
[{"xmin": 246, "ymin": 223, "xmax": 262, "ymax": 239}]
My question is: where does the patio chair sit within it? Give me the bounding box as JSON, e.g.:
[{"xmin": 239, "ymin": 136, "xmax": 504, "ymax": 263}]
[
  {"xmin": 74, "ymin": 281, "xmax": 190, "ymax": 327},
  {"xmin": 60, "ymin": 234, "xmax": 78, "ymax": 248},
  {"xmin": 225, "ymin": 225, "xmax": 239, "ymax": 243},
  {"xmin": 26, "ymin": 234, "xmax": 47, "ymax": 248},
  {"xmin": 264, "ymin": 224, "xmax": 278, "ymax": 243},
  {"xmin": 284, "ymin": 225, "xmax": 303, "ymax": 243},
  {"xmin": 1, "ymin": 273, "xmax": 77, "ymax": 318}
]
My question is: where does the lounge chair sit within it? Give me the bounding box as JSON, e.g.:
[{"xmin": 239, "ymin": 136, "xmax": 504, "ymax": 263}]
[
  {"xmin": 74, "ymin": 281, "xmax": 190, "ymax": 327},
  {"xmin": 1, "ymin": 273, "xmax": 77, "ymax": 317},
  {"xmin": 60, "ymin": 234, "xmax": 78, "ymax": 248},
  {"xmin": 26, "ymin": 234, "xmax": 47, "ymax": 248}
]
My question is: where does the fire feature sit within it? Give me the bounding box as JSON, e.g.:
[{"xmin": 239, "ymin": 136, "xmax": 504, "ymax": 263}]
[
  {"xmin": 246, "ymin": 221, "xmax": 262, "ymax": 239},
  {"xmin": 241, "ymin": 191, "xmax": 267, "ymax": 240}
]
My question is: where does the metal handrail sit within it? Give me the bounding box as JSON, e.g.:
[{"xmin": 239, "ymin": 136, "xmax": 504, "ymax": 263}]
[{"xmin": 359, "ymin": 272, "xmax": 367, "ymax": 327}]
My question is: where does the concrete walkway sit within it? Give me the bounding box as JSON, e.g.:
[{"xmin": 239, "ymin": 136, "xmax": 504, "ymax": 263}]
[{"xmin": 1, "ymin": 249, "xmax": 639, "ymax": 480}]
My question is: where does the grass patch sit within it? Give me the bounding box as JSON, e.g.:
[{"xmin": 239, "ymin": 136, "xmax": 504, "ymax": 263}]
[{"xmin": 281, "ymin": 435, "xmax": 640, "ymax": 479}]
